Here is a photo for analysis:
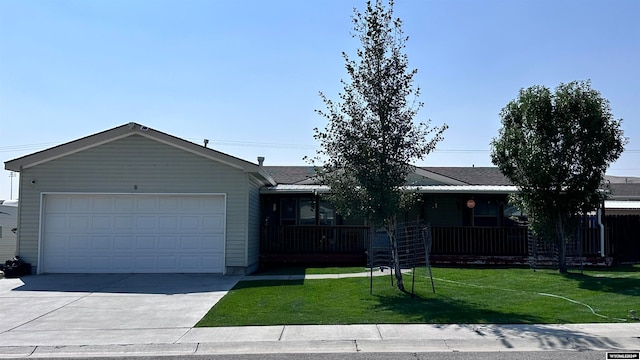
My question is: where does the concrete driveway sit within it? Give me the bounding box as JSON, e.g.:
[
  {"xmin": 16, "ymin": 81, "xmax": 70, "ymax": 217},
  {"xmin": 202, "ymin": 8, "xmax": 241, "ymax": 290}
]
[{"xmin": 0, "ymin": 273, "xmax": 241, "ymax": 346}]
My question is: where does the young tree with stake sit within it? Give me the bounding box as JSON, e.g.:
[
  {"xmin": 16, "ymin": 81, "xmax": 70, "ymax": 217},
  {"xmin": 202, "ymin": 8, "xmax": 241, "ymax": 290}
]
[{"xmin": 310, "ymin": 0, "xmax": 447, "ymax": 291}]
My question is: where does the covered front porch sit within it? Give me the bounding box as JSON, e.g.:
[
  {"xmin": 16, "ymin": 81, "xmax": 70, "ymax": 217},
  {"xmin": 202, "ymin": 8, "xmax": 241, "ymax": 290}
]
[{"xmin": 259, "ymin": 223, "xmax": 607, "ymax": 267}]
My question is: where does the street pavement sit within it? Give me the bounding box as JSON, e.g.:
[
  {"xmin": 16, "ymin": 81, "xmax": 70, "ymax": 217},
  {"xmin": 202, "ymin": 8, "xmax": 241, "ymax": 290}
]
[{"xmin": 0, "ymin": 272, "xmax": 638, "ymax": 358}]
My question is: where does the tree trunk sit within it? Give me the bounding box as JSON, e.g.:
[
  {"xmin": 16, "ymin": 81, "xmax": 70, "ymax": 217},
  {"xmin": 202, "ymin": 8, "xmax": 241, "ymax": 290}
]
[
  {"xmin": 387, "ymin": 218, "xmax": 405, "ymax": 292},
  {"xmin": 556, "ymin": 213, "xmax": 568, "ymax": 273}
]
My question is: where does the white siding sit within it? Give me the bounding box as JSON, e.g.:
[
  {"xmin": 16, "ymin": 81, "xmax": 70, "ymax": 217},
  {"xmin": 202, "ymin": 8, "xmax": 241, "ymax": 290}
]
[
  {"xmin": 17, "ymin": 135, "xmax": 252, "ymax": 273},
  {"xmin": 0, "ymin": 204, "xmax": 18, "ymax": 261}
]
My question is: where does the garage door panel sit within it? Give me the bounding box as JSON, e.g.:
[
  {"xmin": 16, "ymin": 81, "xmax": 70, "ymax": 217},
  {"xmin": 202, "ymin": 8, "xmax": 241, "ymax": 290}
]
[
  {"xmin": 200, "ymin": 255, "xmax": 224, "ymax": 272},
  {"xmin": 204, "ymin": 197, "xmax": 225, "ymax": 212},
  {"xmin": 69, "ymin": 216, "xmax": 90, "ymax": 231},
  {"xmin": 180, "ymin": 216, "xmax": 201, "ymax": 231},
  {"xmin": 136, "ymin": 216, "xmax": 157, "ymax": 230},
  {"xmin": 46, "ymin": 234, "xmax": 70, "ymax": 251},
  {"xmin": 114, "ymin": 198, "xmax": 135, "ymax": 212},
  {"xmin": 113, "ymin": 256, "xmax": 134, "ymax": 269},
  {"xmin": 45, "ymin": 215, "xmax": 69, "ymax": 232},
  {"xmin": 203, "ymin": 234, "xmax": 224, "ymax": 250},
  {"xmin": 70, "ymin": 198, "xmax": 91, "ymax": 212},
  {"xmin": 137, "ymin": 198, "xmax": 157, "ymax": 212},
  {"xmin": 158, "ymin": 236, "xmax": 178, "ymax": 249},
  {"xmin": 42, "ymin": 194, "xmax": 225, "ymax": 273},
  {"xmin": 135, "ymin": 256, "xmax": 156, "ymax": 269},
  {"xmin": 159, "ymin": 198, "xmax": 179, "ymax": 211},
  {"xmin": 157, "ymin": 256, "xmax": 177, "ymax": 269},
  {"xmin": 203, "ymin": 215, "xmax": 224, "ymax": 231},
  {"xmin": 92, "ymin": 216, "xmax": 112, "ymax": 230},
  {"xmin": 67, "ymin": 256, "xmax": 89, "ymax": 270},
  {"xmin": 114, "ymin": 235, "xmax": 134, "ymax": 249},
  {"xmin": 159, "ymin": 216, "xmax": 179, "ymax": 230},
  {"xmin": 114, "ymin": 216, "xmax": 134, "ymax": 231},
  {"xmin": 91, "ymin": 256, "xmax": 112, "ymax": 270},
  {"xmin": 68, "ymin": 235, "xmax": 88, "ymax": 250},
  {"xmin": 136, "ymin": 235, "xmax": 156, "ymax": 249},
  {"xmin": 92, "ymin": 198, "xmax": 114, "ymax": 213},
  {"xmin": 46, "ymin": 197, "xmax": 68, "ymax": 212},
  {"xmin": 180, "ymin": 236, "xmax": 201, "ymax": 249},
  {"xmin": 91, "ymin": 235, "xmax": 111, "ymax": 249}
]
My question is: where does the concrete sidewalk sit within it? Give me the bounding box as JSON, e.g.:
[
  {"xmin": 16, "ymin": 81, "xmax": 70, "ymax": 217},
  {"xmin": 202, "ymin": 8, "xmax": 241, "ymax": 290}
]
[{"xmin": 0, "ymin": 323, "xmax": 639, "ymax": 358}]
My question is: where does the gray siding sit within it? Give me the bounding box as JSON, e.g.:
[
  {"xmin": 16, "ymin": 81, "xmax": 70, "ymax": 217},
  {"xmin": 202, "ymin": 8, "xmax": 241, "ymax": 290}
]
[{"xmin": 17, "ymin": 135, "xmax": 251, "ymax": 272}]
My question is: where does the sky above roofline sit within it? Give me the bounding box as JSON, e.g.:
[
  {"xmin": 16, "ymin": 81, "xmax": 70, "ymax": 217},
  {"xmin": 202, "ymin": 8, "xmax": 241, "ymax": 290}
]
[{"xmin": 1, "ymin": 0, "xmax": 638, "ymax": 200}]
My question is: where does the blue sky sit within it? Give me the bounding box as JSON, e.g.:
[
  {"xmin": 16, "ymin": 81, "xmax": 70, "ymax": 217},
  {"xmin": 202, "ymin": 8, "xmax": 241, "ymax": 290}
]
[{"xmin": 1, "ymin": 0, "xmax": 638, "ymax": 200}]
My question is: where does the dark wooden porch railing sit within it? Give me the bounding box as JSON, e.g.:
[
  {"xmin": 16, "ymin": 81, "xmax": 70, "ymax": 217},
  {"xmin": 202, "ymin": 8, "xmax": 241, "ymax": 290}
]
[
  {"xmin": 260, "ymin": 225, "xmax": 608, "ymax": 263},
  {"xmin": 430, "ymin": 226, "xmax": 528, "ymax": 256},
  {"xmin": 261, "ymin": 225, "xmax": 370, "ymax": 254}
]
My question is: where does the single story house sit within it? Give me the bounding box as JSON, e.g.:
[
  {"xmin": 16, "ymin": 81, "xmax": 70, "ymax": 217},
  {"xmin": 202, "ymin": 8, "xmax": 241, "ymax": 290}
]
[
  {"xmin": 4, "ymin": 123, "xmax": 275, "ymax": 275},
  {"xmin": 604, "ymin": 180, "xmax": 640, "ymax": 216},
  {"xmin": 6, "ymin": 123, "xmax": 639, "ymax": 273}
]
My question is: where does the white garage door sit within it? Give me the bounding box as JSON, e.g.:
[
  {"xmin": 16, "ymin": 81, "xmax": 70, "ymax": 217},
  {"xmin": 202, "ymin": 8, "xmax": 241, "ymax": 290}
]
[{"xmin": 41, "ymin": 194, "xmax": 225, "ymax": 273}]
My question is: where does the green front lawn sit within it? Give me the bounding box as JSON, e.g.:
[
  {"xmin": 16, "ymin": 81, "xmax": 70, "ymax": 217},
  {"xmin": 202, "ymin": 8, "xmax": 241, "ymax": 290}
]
[{"xmin": 197, "ymin": 266, "xmax": 640, "ymax": 327}]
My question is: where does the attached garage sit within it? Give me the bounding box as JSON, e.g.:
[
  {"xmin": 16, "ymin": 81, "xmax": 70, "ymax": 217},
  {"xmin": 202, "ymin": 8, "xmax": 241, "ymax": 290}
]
[
  {"xmin": 5, "ymin": 123, "xmax": 275, "ymax": 275},
  {"xmin": 41, "ymin": 194, "xmax": 225, "ymax": 273}
]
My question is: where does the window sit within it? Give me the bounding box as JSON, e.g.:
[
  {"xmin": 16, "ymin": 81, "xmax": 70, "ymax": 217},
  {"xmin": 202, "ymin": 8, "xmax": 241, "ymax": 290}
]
[
  {"xmin": 318, "ymin": 200, "xmax": 335, "ymax": 225},
  {"xmin": 298, "ymin": 198, "xmax": 316, "ymax": 225},
  {"xmin": 473, "ymin": 199, "xmax": 499, "ymax": 227},
  {"xmin": 280, "ymin": 198, "xmax": 297, "ymax": 225}
]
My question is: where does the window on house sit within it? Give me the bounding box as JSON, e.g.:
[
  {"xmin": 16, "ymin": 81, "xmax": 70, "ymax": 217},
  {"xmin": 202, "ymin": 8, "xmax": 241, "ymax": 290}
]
[
  {"xmin": 473, "ymin": 199, "xmax": 499, "ymax": 226},
  {"xmin": 280, "ymin": 198, "xmax": 297, "ymax": 226},
  {"xmin": 299, "ymin": 198, "xmax": 316, "ymax": 225},
  {"xmin": 318, "ymin": 200, "xmax": 335, "ymax": 225}
]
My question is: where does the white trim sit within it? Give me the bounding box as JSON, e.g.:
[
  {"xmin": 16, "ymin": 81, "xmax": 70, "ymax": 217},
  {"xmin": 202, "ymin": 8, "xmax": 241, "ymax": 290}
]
[
  {"xmin": 414, "ymin": 185, "xmax": 518, "ymax": 194},
  {"xmin": 37, "ymin": 192, "xmax": 44, "ymax": 275},
  {"xmin": 222, "ymin": 193, "xmax": 228, "ymax": 275},
  {"xmin": 38, "ymin": 192, "xmax": 227, "ymax": 274},
  {"xmin": 605, "ymin": 200, "xmax": 640, "ymax": 209},
  {"xmin": 261, "ymin": 184, "xmax": 518, "ymax": 194}
]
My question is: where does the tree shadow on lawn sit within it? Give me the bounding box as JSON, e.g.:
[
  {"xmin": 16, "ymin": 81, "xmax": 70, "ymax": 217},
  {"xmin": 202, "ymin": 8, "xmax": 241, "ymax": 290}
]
[
  {"xmin": 559, "ymin": 270, "xmax": 640, "ymax": 296},
  {"xmin": 374, "ymin": 293, "xmax": 625, "ymax": 351},
  {"xmin": 374, "ymin": 292, "xmax": 546, "ymax": 325}
]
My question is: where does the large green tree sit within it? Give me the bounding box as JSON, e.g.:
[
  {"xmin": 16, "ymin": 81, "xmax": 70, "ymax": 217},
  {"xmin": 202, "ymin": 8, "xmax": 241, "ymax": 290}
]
[
  {"xmin": 310, "ymin": 0, "xmax": 447, "ymax": 291},
  {"xmin": 491, "ymin": 80, "xmax": 626, "ymax": 273}
]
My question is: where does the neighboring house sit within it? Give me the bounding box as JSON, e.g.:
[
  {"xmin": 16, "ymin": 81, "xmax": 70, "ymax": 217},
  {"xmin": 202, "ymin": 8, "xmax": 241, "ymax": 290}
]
[
  {"xmin": 4, "ymin": 123, "xmax": 275, "ymax": 275},
  {"xmin": 605, "ymin": 180, "xmax": 640, "ymax": 216},
  {"xmin": 0, "ymin": 200, "xmax": 18, "ymax": 262}
]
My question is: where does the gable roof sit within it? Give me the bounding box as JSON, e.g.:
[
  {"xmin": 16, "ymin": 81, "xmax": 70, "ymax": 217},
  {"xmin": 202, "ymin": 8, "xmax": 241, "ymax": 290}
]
[{"xmin": 4, "ymin": 122, "xmax": 276, "ymax": 186}]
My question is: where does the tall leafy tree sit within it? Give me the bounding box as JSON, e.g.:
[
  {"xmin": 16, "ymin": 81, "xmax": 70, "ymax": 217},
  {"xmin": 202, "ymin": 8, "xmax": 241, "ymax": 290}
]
[
  {"xmin": 491, "ymin": 80, "xmax": 626, "ymax": 273},
  {"xmin": 310, "ymin": 0, "xmax": 447, "ymax": 291}
]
